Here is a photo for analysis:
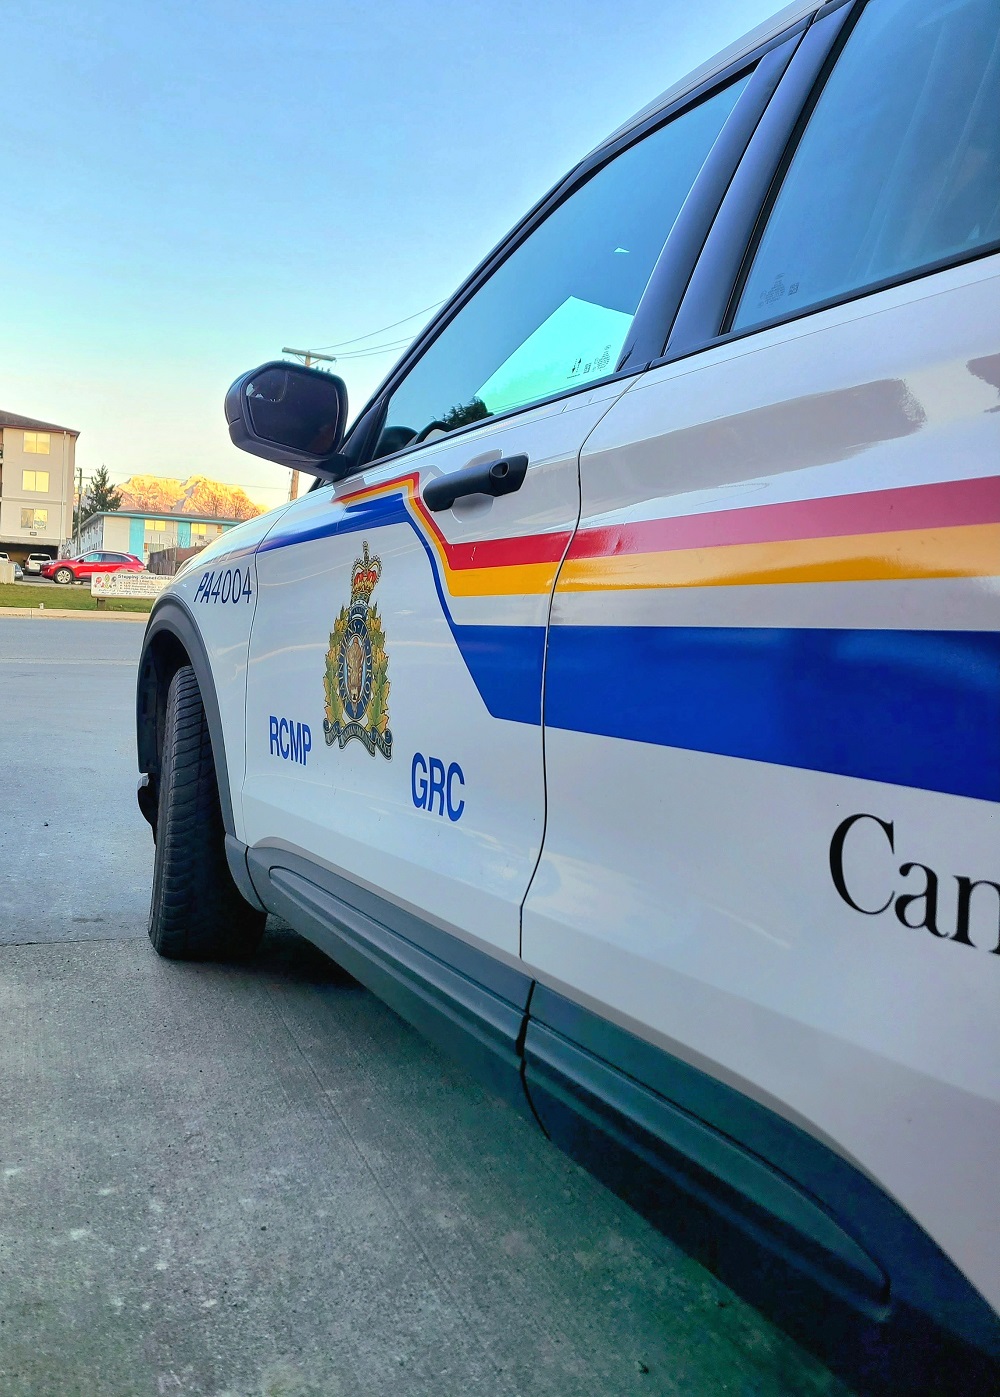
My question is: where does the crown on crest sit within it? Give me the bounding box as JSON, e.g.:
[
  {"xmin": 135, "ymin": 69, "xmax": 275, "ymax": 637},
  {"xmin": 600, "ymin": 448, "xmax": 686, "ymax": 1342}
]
[{"xmin": 350, "ymin": 540, "xmax": 382, "ymax": 604}]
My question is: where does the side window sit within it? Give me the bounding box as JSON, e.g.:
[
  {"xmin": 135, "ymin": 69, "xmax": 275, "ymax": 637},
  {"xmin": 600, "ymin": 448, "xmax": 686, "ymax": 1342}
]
[
  {"xmin": 373, "ymin": 77, "xmax": 749, "ymax": 460},
  {"xmin": 733, "ymin": 0, "xmax": 1000, "ymax": 331}
]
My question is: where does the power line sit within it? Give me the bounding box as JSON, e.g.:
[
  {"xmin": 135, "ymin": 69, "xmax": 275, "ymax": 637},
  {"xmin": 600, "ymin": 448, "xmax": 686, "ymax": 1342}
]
[
  {"xmin": 330, "ymin": 337, "xmax": 415, "ymax": 360},
  {"xmin": 312, "ymin": 298, "xmax": 445, "ymax": 351}
]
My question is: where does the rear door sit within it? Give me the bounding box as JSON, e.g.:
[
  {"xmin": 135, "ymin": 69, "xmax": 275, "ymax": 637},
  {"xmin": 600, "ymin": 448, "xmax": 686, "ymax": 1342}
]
[
  {"xmin": 241, "ymin": 72, "xmax": 756, "ymax": 960},
  {"xmin": 524, "ymin": 0, "xmax": 1000, "ymax": 1311}
]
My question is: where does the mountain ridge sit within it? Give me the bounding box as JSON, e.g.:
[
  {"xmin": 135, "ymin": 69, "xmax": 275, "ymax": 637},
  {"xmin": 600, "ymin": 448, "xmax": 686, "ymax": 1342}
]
[{"xmin": 115, "ymin": 474, "xmax": 262, "ymax": 521}]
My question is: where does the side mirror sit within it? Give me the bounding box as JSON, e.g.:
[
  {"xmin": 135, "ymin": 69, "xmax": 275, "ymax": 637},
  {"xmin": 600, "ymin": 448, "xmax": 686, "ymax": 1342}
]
[{"xmin": 225, "ymin": 361, "xmax": 351, "ymax": 480}]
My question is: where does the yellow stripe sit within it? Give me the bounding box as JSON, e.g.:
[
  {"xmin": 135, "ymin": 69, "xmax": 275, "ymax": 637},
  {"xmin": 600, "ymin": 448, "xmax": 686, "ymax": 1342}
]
[
  {"xmin": 441, "ymin": 559, "xmax": 557, "ymax": 597},
  {"xmin": 558, "ymin": 523, "xmax": 1000, "ymax": 591}
]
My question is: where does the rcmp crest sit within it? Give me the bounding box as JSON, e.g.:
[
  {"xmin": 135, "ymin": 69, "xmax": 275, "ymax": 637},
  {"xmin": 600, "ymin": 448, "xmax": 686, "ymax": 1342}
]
[{"xmin": 323, "ymin": 540, "xmax": 393, "ymax": 758}]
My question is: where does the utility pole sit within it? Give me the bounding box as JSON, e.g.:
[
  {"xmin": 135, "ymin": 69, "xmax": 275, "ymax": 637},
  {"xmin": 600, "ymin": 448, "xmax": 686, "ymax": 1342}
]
[
  {"xmin": 75, "ymin": 465, "xmax": 83, "ymax": 555},
  {"xmin": 281, "ymin": 347, "xmax": 337, "ymax": 501}
]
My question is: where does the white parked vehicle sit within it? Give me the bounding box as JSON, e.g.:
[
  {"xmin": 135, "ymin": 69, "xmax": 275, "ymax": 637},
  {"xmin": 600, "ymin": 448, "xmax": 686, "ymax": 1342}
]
[{"xmin": 136, "ymin": 0, "xmax": 1000, "ymax": 1388}]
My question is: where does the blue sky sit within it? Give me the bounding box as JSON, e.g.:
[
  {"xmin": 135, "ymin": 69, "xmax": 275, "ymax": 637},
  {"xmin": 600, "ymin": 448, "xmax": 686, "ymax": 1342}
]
[{"xmin": 1, "ymin": 0, "xmax": 776, "ymax": 508}]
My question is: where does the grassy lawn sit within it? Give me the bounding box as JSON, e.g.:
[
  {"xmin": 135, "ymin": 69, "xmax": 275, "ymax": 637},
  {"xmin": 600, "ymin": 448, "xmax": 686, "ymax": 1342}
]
[{"xmin": 0, "ymin": 582, "xmax": 154, "ymax": 613}]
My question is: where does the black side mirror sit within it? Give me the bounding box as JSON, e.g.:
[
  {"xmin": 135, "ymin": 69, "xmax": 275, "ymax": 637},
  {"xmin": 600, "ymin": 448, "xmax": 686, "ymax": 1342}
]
[{"xmin": 225, "ymin": 361, "xmax": 351, "ymax": 480}]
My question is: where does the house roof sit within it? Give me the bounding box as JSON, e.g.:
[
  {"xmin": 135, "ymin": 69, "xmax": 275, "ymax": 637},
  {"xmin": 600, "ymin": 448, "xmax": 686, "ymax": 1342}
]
[
  {"xmin": 0, "ymin": 409, "xmax": 79, "ymax": 436},
  {"xmin": 85, "ymin": 510, "xmax": 240, "ymax": 526}
]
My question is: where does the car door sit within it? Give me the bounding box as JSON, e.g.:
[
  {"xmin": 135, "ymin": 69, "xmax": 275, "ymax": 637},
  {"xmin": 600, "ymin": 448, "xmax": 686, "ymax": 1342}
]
[
  {"xmin": 523, "ymin": 0, "xmax": 1000, "ymax": 1315},
  {"xmin": 241, "ymin": 72, "xmax": 755, "ymax": 962},
  {"xmin": 75, "ymin": 551, "xmax": 103, "ymax": 579}
]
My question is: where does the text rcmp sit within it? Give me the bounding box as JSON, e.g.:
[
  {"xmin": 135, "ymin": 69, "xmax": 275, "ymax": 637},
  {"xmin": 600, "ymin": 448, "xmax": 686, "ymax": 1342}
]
[{"xmin": 269, "ymin": 716, "xmax": 312, "ymax": 766}]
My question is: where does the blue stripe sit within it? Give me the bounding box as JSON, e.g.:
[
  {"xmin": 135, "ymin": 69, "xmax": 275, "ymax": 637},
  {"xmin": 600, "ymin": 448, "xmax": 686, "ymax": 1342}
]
[
  {"xmin": 545, "ymin": 626, "xmax": 1000, "ymax": 802},
  {"xmin": 259, "ymin": 514, "xmax": 343, "ymax": 552},
  {"xmin": 451, "ymin": 624, "xmax": 545, "ymax": 724}
]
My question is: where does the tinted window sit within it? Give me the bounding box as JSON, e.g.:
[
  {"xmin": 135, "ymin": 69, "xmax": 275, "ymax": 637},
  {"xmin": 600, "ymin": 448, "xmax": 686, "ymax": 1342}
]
[
  {"xmin": 374, "ymin": 79, "xmax": 748, "ymax": 459},
  {"xmin": 734, "ymin": 0, "xmax": 1000, "ymax": 332}
]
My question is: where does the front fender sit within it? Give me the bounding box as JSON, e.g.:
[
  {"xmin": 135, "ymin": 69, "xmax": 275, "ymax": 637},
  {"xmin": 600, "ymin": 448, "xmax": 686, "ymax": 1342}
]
[{"xmin": 136, "ymin": 595, "xmax": 237, "ymax": 837}]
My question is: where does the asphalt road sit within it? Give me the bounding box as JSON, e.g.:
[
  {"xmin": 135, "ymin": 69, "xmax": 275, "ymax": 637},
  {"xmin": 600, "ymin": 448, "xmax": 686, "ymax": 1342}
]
[{"xmin": 0, "ymin": 618, "xmax": 853, "ymax": 1397}]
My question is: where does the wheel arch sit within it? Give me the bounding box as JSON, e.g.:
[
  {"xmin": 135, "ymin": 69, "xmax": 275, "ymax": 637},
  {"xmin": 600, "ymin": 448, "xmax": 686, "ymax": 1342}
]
[{"xmin": 136, "ymin": 596, "xmax": 236, "ymax": 838}]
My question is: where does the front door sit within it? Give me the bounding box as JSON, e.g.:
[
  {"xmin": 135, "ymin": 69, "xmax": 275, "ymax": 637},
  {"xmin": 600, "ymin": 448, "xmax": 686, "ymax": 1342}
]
[
  {"xmin": 243, "ymin": 396, "xmax": 616, "ymax": 959},
  {"xmin": 75, "ymin": 551, "xmax": 103, "ymax": 578},
  {"xmin": 241, "ymin": 72, "xmax": 754, "ymax": 959}
]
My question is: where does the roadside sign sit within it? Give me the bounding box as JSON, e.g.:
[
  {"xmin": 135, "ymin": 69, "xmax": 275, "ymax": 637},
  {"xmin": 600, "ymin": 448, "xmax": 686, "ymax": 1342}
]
[{"xmin": 91, "ymin": 572, "xmax": 172, "ymax": 598}]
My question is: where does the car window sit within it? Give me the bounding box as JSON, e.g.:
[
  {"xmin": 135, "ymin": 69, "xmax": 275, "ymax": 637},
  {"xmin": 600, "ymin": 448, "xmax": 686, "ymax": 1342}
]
[
  {"xmin": 733, "ymin": 0, "xmax": 1000, "ymax": 332},
  {"xmin": 81, "ymin": 552, "xmax": 102, "ymax": 562},
  {"xmin": 372, "ymin": 77, "xmax": 749, "ymax": 460}
]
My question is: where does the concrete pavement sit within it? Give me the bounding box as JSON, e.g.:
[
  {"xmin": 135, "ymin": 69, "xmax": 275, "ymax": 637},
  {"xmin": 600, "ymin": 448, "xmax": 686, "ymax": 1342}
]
[{"xmin": 0, "ymin": 619, "xmax": 852, "ymax": 1397}]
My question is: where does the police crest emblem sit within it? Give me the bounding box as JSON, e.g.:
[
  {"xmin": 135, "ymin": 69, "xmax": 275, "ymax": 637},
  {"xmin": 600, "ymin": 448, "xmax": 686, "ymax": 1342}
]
[{"xmin": 323, "ymin": 540, "xmax": 392, "ymax": 758}]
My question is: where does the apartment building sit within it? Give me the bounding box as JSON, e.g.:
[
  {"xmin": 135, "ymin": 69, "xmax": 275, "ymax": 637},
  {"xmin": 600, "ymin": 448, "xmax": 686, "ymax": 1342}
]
[
  {"xmin": 0, "ymin": 410, "xmax": 78, "ymax": 563},
  {"xmin": 78, "ymin": 509, "xmax": 238, "ymax": 562}
]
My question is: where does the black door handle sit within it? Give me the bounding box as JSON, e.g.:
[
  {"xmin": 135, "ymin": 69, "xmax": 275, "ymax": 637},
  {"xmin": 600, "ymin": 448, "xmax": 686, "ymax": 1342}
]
[{"xmin": 422, "ymin": 453, "xmax": 528, "ymax": 512}]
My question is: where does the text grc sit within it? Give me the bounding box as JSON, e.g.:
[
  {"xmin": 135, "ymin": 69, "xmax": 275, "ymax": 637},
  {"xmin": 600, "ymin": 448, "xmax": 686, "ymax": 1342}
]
[{"xmin": 411, "ymin": 753, "xmax": 465, "ymax": 822}]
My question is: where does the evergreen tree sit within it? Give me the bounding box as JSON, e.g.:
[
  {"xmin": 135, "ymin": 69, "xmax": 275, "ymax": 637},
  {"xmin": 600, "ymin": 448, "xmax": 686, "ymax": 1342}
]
[
  {"xmin": 86, "ymin": 465, "xmax": 123, "ymax": 516},
  {"xmin": 76, "ymin": 465, "xmax": 123, "ymax": 531}
]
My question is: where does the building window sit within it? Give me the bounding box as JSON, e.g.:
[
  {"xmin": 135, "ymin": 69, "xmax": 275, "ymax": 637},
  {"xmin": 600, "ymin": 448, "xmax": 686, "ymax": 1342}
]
[
  {"xmin": 22, "ymin": 469, "xmax": 50, "ymax": 492},
  {"xmin": 191, "ymin": 522, "xmax": 207, "ymax": 537},
  {"xmin": 24, "ymin": 432, "xmax": 50, "ymax": 454},
  {"xmin": 20, "ymin": 508, "xmax": 48, "ymax": 530}
]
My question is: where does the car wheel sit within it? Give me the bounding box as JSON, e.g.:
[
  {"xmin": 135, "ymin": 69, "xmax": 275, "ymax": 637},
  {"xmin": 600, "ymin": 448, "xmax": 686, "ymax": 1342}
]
[
  {"xmin": 53, "ymin": 567, "xmax": 74, "ymax": 584},
  {"xmin": 148, "ymin": 665, "xmax": 265, "ymax": 960}
]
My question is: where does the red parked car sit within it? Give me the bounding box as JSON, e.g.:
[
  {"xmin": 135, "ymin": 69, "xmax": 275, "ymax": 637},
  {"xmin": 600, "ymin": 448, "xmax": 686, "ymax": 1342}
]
[{"xmin": 43, "ymin": 551, "xmax": 145, "ymax": 585}]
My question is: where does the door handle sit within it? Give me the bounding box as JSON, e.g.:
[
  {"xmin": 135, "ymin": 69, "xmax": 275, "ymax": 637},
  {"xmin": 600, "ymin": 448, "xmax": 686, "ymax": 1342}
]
[{"xmin": 422, "ymin": 453, "xmax": 528, "ymax": 512}]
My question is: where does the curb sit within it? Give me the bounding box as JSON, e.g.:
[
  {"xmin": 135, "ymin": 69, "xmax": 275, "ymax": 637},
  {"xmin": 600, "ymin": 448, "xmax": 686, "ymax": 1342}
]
[{"xmin": 0, "ymin": 607, "xmax": 149, "ymax": 622}]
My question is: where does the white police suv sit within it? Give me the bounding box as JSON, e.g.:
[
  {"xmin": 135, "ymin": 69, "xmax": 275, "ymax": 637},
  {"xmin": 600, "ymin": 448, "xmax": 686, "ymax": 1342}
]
[{"xmin": 136, "ymin": 0, "xmax": 1000, "ymax": 1388}]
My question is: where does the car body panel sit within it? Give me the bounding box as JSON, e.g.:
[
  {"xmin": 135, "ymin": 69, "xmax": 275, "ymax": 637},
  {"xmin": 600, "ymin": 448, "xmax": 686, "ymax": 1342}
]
[{"xmin": 143, "ymin": 506, "xmax": 295, "ymax": 839}]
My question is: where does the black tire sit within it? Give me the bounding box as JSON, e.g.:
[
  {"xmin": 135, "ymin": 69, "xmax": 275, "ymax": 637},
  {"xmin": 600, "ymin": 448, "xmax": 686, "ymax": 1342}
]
[
  {"xmin": 54, "ymin": 567, "xmax": 73, "ymax": 584},
  {"xmin": 148, "ymin": 665, "xmax": 265, "ymax": 960}
]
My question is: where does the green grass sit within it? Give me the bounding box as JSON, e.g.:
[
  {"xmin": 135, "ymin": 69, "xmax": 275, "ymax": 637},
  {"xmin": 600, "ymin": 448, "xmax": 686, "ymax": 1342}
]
[{"xmin": 0, "ymin": 582, "xmax": 154, "ymax": 613}]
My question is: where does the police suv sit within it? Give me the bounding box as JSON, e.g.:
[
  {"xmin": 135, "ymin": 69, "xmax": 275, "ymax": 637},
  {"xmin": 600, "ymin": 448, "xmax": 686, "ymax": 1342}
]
[{"xmin": 136, "ymin": 0, "xmax": 1000, "ymax": 1388}]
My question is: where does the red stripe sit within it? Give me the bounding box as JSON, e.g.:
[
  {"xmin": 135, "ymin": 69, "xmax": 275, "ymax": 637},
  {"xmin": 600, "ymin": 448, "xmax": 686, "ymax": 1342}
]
[
  {"xmin": 568, "ymin": 475, "xmax": 1000, "ymax": 559},
  {"xmin": 343, "ymin": 472, "xmax": 570, "ymax": 570},
  {"xmin": 342, "ymin": 471, "xmax": 1000, "ymax": 575},
  {"xmin": 410, "ymin": 489, "xmax": 570, "ymax": 568}
]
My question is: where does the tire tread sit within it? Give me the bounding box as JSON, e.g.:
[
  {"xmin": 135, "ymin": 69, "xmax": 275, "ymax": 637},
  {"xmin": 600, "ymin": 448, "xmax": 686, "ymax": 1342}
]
[{"xmin": 148, "ymin": 665, "xmax": 264, "ymax": 960}]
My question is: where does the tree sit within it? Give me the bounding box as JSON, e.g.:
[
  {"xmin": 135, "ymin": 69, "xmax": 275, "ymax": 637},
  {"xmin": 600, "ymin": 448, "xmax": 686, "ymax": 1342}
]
[
  {"xmin": 77, "ymin": 465, "xmax": 123, "ymax": 530},
  {"xmin": 442, "ymin": 397, "xmax": 490, "ymax": 431},
  {"xmin": 231, "ymin": 496, "xmax": 260, "ymax": 522}
]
